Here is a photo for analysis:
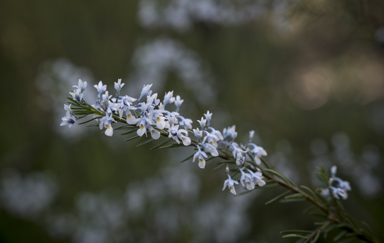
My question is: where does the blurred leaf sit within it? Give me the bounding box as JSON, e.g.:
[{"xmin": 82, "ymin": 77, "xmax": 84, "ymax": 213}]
[
  {"xmin": 285, "ymin": 193, "xmax": 306, "ymax": 200},
  {"xmin": 150, "ymin": 139, "xmax": 172, "ymax": 150},
  {"xmin": 265, "ymin": 191, "xmax": 291, "ymax": 205},
  {"xmin": 136, "ymin": 138, "xmax": 155, "ymax": 147},
  {"xmin": 264, "ymin": 168, "xmax": 294, "ymax": 186},
  {"xmin": 124, "ymin": 135, "xmax": 140, "ymax": 142},
  {"xmin": 179, "ymin": 154, "xmax": 194, "ymax": 163},
  {"xmin": 333, "ymin": 231, "xmax": 347, "ymax": 241},
  {"xmin": 309, "ymin": 230, "xmax": 320, "ymax": 243}
]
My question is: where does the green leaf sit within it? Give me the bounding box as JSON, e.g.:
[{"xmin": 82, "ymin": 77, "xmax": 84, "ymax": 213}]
[
  {"xmin": 136, "ymin": 138, "xmax": 155, "ymax": 147},
  {"xmin": 264, "ymin": 168, "xmax": 294, "ymax": 186},
  {"xmin": 285, "ymin": 193, "xmax": 306, "ymax": 200},
  {"xmin": 115, "ymin": 125, "xmax": 137, "ymax": 130},
  {"xmin": 124, "ymin": 135, "xmax": 140, "ymax": 142},
  {"xmin": 265, "ymin": 191, "xmax": 291, "ymax": 205},
  {"xmin": 86, "ymin": 123, "xmax": 99, "ymax": 127},
  {"xmin": 149, "ymin": 139, "xmax": 172, "ymax": 150},
  {"xmin": 300, "ymin": 185, "xmax": 319, "ymax": 202},
  {"xmin": 303, "ymin": 205, "xmax": 317, "ymax": 214},
  {"xmin": 234, "ymin": 189, "xmax": 254, "ymax": 196},
  {"xmin": 280, "ymin": 198, "xmax": 306, "ymax": 203},
  {"xmin": 323, "ymin": 224, "xmax": 338, "ymax": 239},
  {"xmin": 78, "ymin": 117, "xmax": 101, "ymax": 125},
  {"xmin": 281, "ymin": 230, "xmax": 312, "ymax": 235},
  {"xmin": 282, "ymin": 234, "xmax": 308, "ymax": 239},
  {"xmin": 121, "ymin": 129, "xmax": 138, "ymax": 136},
  {"xmin": 179, "ymin": 154, "xmax": 194, "ymax": 163},
  {"xmin": 260, "ymin": 158, "xmax": 270, "ymax": 169},
  {"xmin": 212, "ymin": 163, "xmax": 225, "ymax": 171},
  {"xmin": 217, "ymin": 160, "xmax": 236, "ymax": 164},
  {"xmin": 333, "ymin": 231, "xmax": 346, "ymax": 241},
  {"xmin": 159, "ymin": 143, "xmax": 183, "ymax": 149},
  {"xmin": 309, "ymin": 230, "xmax": 320, "ymax": 243}
]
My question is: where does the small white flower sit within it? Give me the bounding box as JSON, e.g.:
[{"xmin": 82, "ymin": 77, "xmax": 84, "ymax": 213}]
[
  {"xmin": 163, "ymin": 91, "xmax": 175, "ymax": 106},
  {"xmin": 99, "ymin": 113, "xmax": 116, "ymax": 137},
  {"xmin": 197, "ymin": 117, "xmax": 206, "ymax": 129},
  {"xmin": 199, "ymin": 143, "xmax": 218, "ymax": 157},
  {"xmin": 193, "ymin": 146, "xmax": 208, "ymax": 169},
  {"xmin": 223, "ymin": 125, "xmax": 237, "ymax": 140},
  {"xmin": 60, "ymin": 114, "xmax": 76, "ymax": 128},
  {"xmin": 222, "ymin": 175, "xmax": 239, "ymax": 195},
  {"xmin": 248, "ymin": 143, "xmax": 267, "ymax": 164},
  {"xmin": 138, "ymin": 84, "xmax": 152, "ymax": 101},
  {"xmin": 69, "ymin": 88, "xmax": 83, "ymax": 102},
  {"xmin": 204, "ymin": 111, "xmax": 212, "ymax": 126},
  {"xmin": 193, "ymin": 128, "xmax": 203, "ymax": 140},
  {"xmin": 114, "ymin": 79, "xmax": 125, "ymax": 96},
  {"xmin": 174, "ymin": 95, "xmax": 184, "ymax": 112},
  {"xmin": 249, "ymin": 130, "xmax": 255, "ymax": 142},
  {"xmin": 94, "ymin": 81, "xmax": 107, "ymax": 98},
  {"xmin": 240, "ymin": 169, "xmax": 255, "ymax": 190},
  {"xmin": 126, "ymin": 110, "xmax": 138, "ymax": 125},
  {"xmin": 247, "ymin": 169, "xmax": 266, "ymax": 187},
  {"xmin": 73, "ymin": 79, "xmax": 87, "ymax": 93},
  {"xmin": 148, "ymin": 126, "xmax": 160, "ymax": 140},
  {"xmin": 178, "ymin": 116, "xmax": 193, "ymax": 130}
]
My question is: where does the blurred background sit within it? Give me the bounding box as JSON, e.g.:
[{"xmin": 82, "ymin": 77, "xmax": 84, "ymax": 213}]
[{"xmin": 0, "ymin": 0, "xmax": 384, "ymax": 242}]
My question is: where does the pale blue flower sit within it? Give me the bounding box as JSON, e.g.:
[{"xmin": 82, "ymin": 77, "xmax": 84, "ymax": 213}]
[
  {"xmin": 197, "ymin": 117, "xmax": 206, "ymax": 130},
  {"xmin": 168, "ymin": 125, "xmax": 190, "ymax": 145},
  {"xmin": 138, "ymin": 84, "xmax": 152, "ymax": 101},
  {"xmin": 202, "ymin": 131, "xmax": 219, "ymax": 148},
  {"xmin": 73, "ymin": 79, "xmax": 87, "ymax": 93},
  {"xmin": 136, "ymin": 117, "xmax": 153, "ymax": 137},
  {"xmin": 94, "ymin": 81, "xmax": 107, "ymax": 98},
  {"xmin": 178, "ymin": 116, "xmax": 193, "ymax": 130},
  {"xmin": 247, "ymin": 169, "xmax": 266, "ymax": 187},
  {"xmin": 163, "ymin": 91, "xmax": 175, "ymax": 106},
  {"xmin": 60, "ymin": 113, "xmax": 76, "ymax": 128},
  {"xmin": 223, "ymin": 125, "xmax": 237, "ymax": 140},
  {"xmin": 199, "ymin": 143, "xmax": 218, "ymax": 157},
  {"xmin": 148, "ymin": 126, "xmax": 160, "ymax": 140},
  {"xmin": 249, "ymin": 130, "xmax": 255, "ymax": 142},
  {"xmin": 222, "ymin": 174, "xmax": 239, "ymax": 195},
  {"xmin": 99, "ymin": 113, "xmax": 116, "ymax": 136},
  {"xmin": 69, "ymin": 88, "xmax": 83, "ymax": 102},
  {"xmin": 248, "ymin": 143, "xmax": 267, "ymax": 165},
  {"xmin": 239, "ymin": 168, "xmax": 255, "ymax": 190},
  {"xmin": 114, "ymin": 79, "xmax": 125, "ymax": 97},
  {"xmin": 193, "ymin": 146, "xmax": 208, "ymax": 169},
  {"xmin": 204, "ymin": 111, "xmax": 212, "ymax": 126},
  {"xmin": 193, "ymin": 128, "xmax": 203, "ymax": 140},
  {"xmin": 174, "ymin": 95, "xmax": 184, "ymax": 112},
  {"xmin": 208, "ymin": 127, "xmax": 223, "ymax": 140}
]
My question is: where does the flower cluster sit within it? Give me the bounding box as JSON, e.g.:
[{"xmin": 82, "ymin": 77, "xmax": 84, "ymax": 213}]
[
  {"xmin": 61, "ymin": 79, "xmax": 269, "ymax": 195},
  {"xmin": 321, "ymin": 166, "xmax": 351, "ymax": 200}
]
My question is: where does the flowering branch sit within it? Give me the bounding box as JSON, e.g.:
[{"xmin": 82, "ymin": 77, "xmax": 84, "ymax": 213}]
[{"xmin": 61, "ymin": 79, "xmax": 378, "ymax": 243}]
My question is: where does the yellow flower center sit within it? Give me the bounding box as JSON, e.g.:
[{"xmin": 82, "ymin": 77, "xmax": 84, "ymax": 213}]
[
  {"xmin": 140, "ymin": 125, "xmax": 144, "ymax": 130},
  {"xmin": 127, "ymin": 114, "xmax": 131, "ymax": 118},
  {"xmin": 157, "ymin": 117, "xmax": 161, "ymax": 122}
]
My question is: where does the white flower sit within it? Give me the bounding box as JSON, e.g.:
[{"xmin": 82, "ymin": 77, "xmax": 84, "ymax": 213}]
[
  {"xmin": 60, "ymin": 113, "xmax": 76, "ymax": 128},
  {"xmin": 249, "ymin": 130, "xmax": 255, "ymax": 142},
  {"xmin": 178, "ymin": 116, "xmax": 193, "ymax": 130},
  {"xmin": 114, "ymin": 79, "xmax": 125, "ymax": 96},
  {"xmin": 222, "ymin": 175, "xmax": 239, "ymax": 195},
  {"xmin": 202, "ymin": 131, "xmax": 219, "ymax": 148},
  {"xmin": 247, "ymin": 169, "xmax": 266, "ymax": 187},
  {"xmin": 94, "ymin": 81, "xmax": 107, "ymax": 97},
  {"xmin": 197, "ymin": 117, "xmax": 206, "ymax": 129},
  {"xmin": 99, "ymin": 113, "xmax": 116, "ymax": 137},
  {"xmin": 204, "ymin": 111, "xmax": 212, "ymax": 126},
  {"xmin": 248, "ymin": 143, "xmax": 267, "ymax": 164},
  {"xmin": 223, "ymin": 125, "xmax": 237, "ymax": 140},
  {"xmin": 69, "ymin": 88, "xmax": 83, "ymax": 102},
  {"xmin": 73, "ymin": 79, "xmax": 87, "ymax": 93},
  {"xmin": 193, "ymin": 147, "xmax": 208, "ymax": 169},
  {"xmin": 136, "ymin": 117, "xmax": 152, "ymax": 137},
  {"xmin": 174, "ymin": 95, "xmax": 184, "ymax": 112},
  {"xmin": 199, "ymin": 143, "xmax": 218, "ymax": 157},
  {"xmin": 138, "ymin": 84, "xmax": 152, "ymax": 101},
  {"xmin": 240, "ymin": 169, "xmax": 255, "ymax": 190},
  {"xmin": 193, "ymin": 128, "xmax": 203, "ymax": 140},
  {"xmin": 163, "ymin": 91, "xmax": 175, "ymax": 106},
  {"xmin": 148, "ymin": 126, "xmax": 160, "ymax": 140},
  {"xmin": 126, "ymin": 110, "xmax": 138, "ymax": 125},
  {"xmin": 168, "ymin": 125, "xmax": 191, "ymax": 146}
]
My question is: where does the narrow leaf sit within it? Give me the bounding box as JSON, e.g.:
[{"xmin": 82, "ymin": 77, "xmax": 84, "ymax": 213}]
[
  {"xmin": 217, "ymin": 160, "xmax": 236, "ymax": 164},
  {"xmin": 285, "ymin": 193, "xmax": 306, "ymax": 200},
  {"xmin": 281, "ymin": 230, "xmax": 312, "ymax": 235},
  {"xmin": 180, "ymin": 154, "xmax": 194, "ymax": 163},
  {"xmin": 78, "ymin": 117, "xmax": 101, "ymax": 125},
  {"xmin": 282, "ymin": 234, "xmax": 308, "ymax": 239},
  {"xmin": 300, "ymin": 185, "xmax": 319, "ymax": 202},
  {"xmin": 264, "ymin": 168, "xmax": 294, "ymax": 186},
  {"xmin": 309, "ymin": 230, "xmax": 320, "ymax": 243},
  {"xmin": 265, "ymin": 191, "xmax": 291, "ymax": 205},
  {"xmin": 333, "ymin": 231, "xmax": 346, "ymax": 241},
  {"xmin": 150, "ymin": 139, "xmax": 172, "ymax": 150},
  {"xmin": 212, "ymin": 163, "xmax": 225, "ymax": 171},
  {"xmin": 136, "ymin": 138, "xmax": 155, "ymax": 147},
  {"xmin": 234, "ymin": 189, "xmax": 254, "ymax": 196},
  {"xmin": 124, "ymin": 135, "xmax": 140, "ymax": 142},
  {"xmin": 86, "ymin": 123, "xmax": 99, "ymax": 127},
  {"xmin": 121, "ymin": 129, "xmax": 138, "ymax": 136},
  {"xmin": 280, "ymin": 198, "xmax": 306, "ymax": 203}
]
